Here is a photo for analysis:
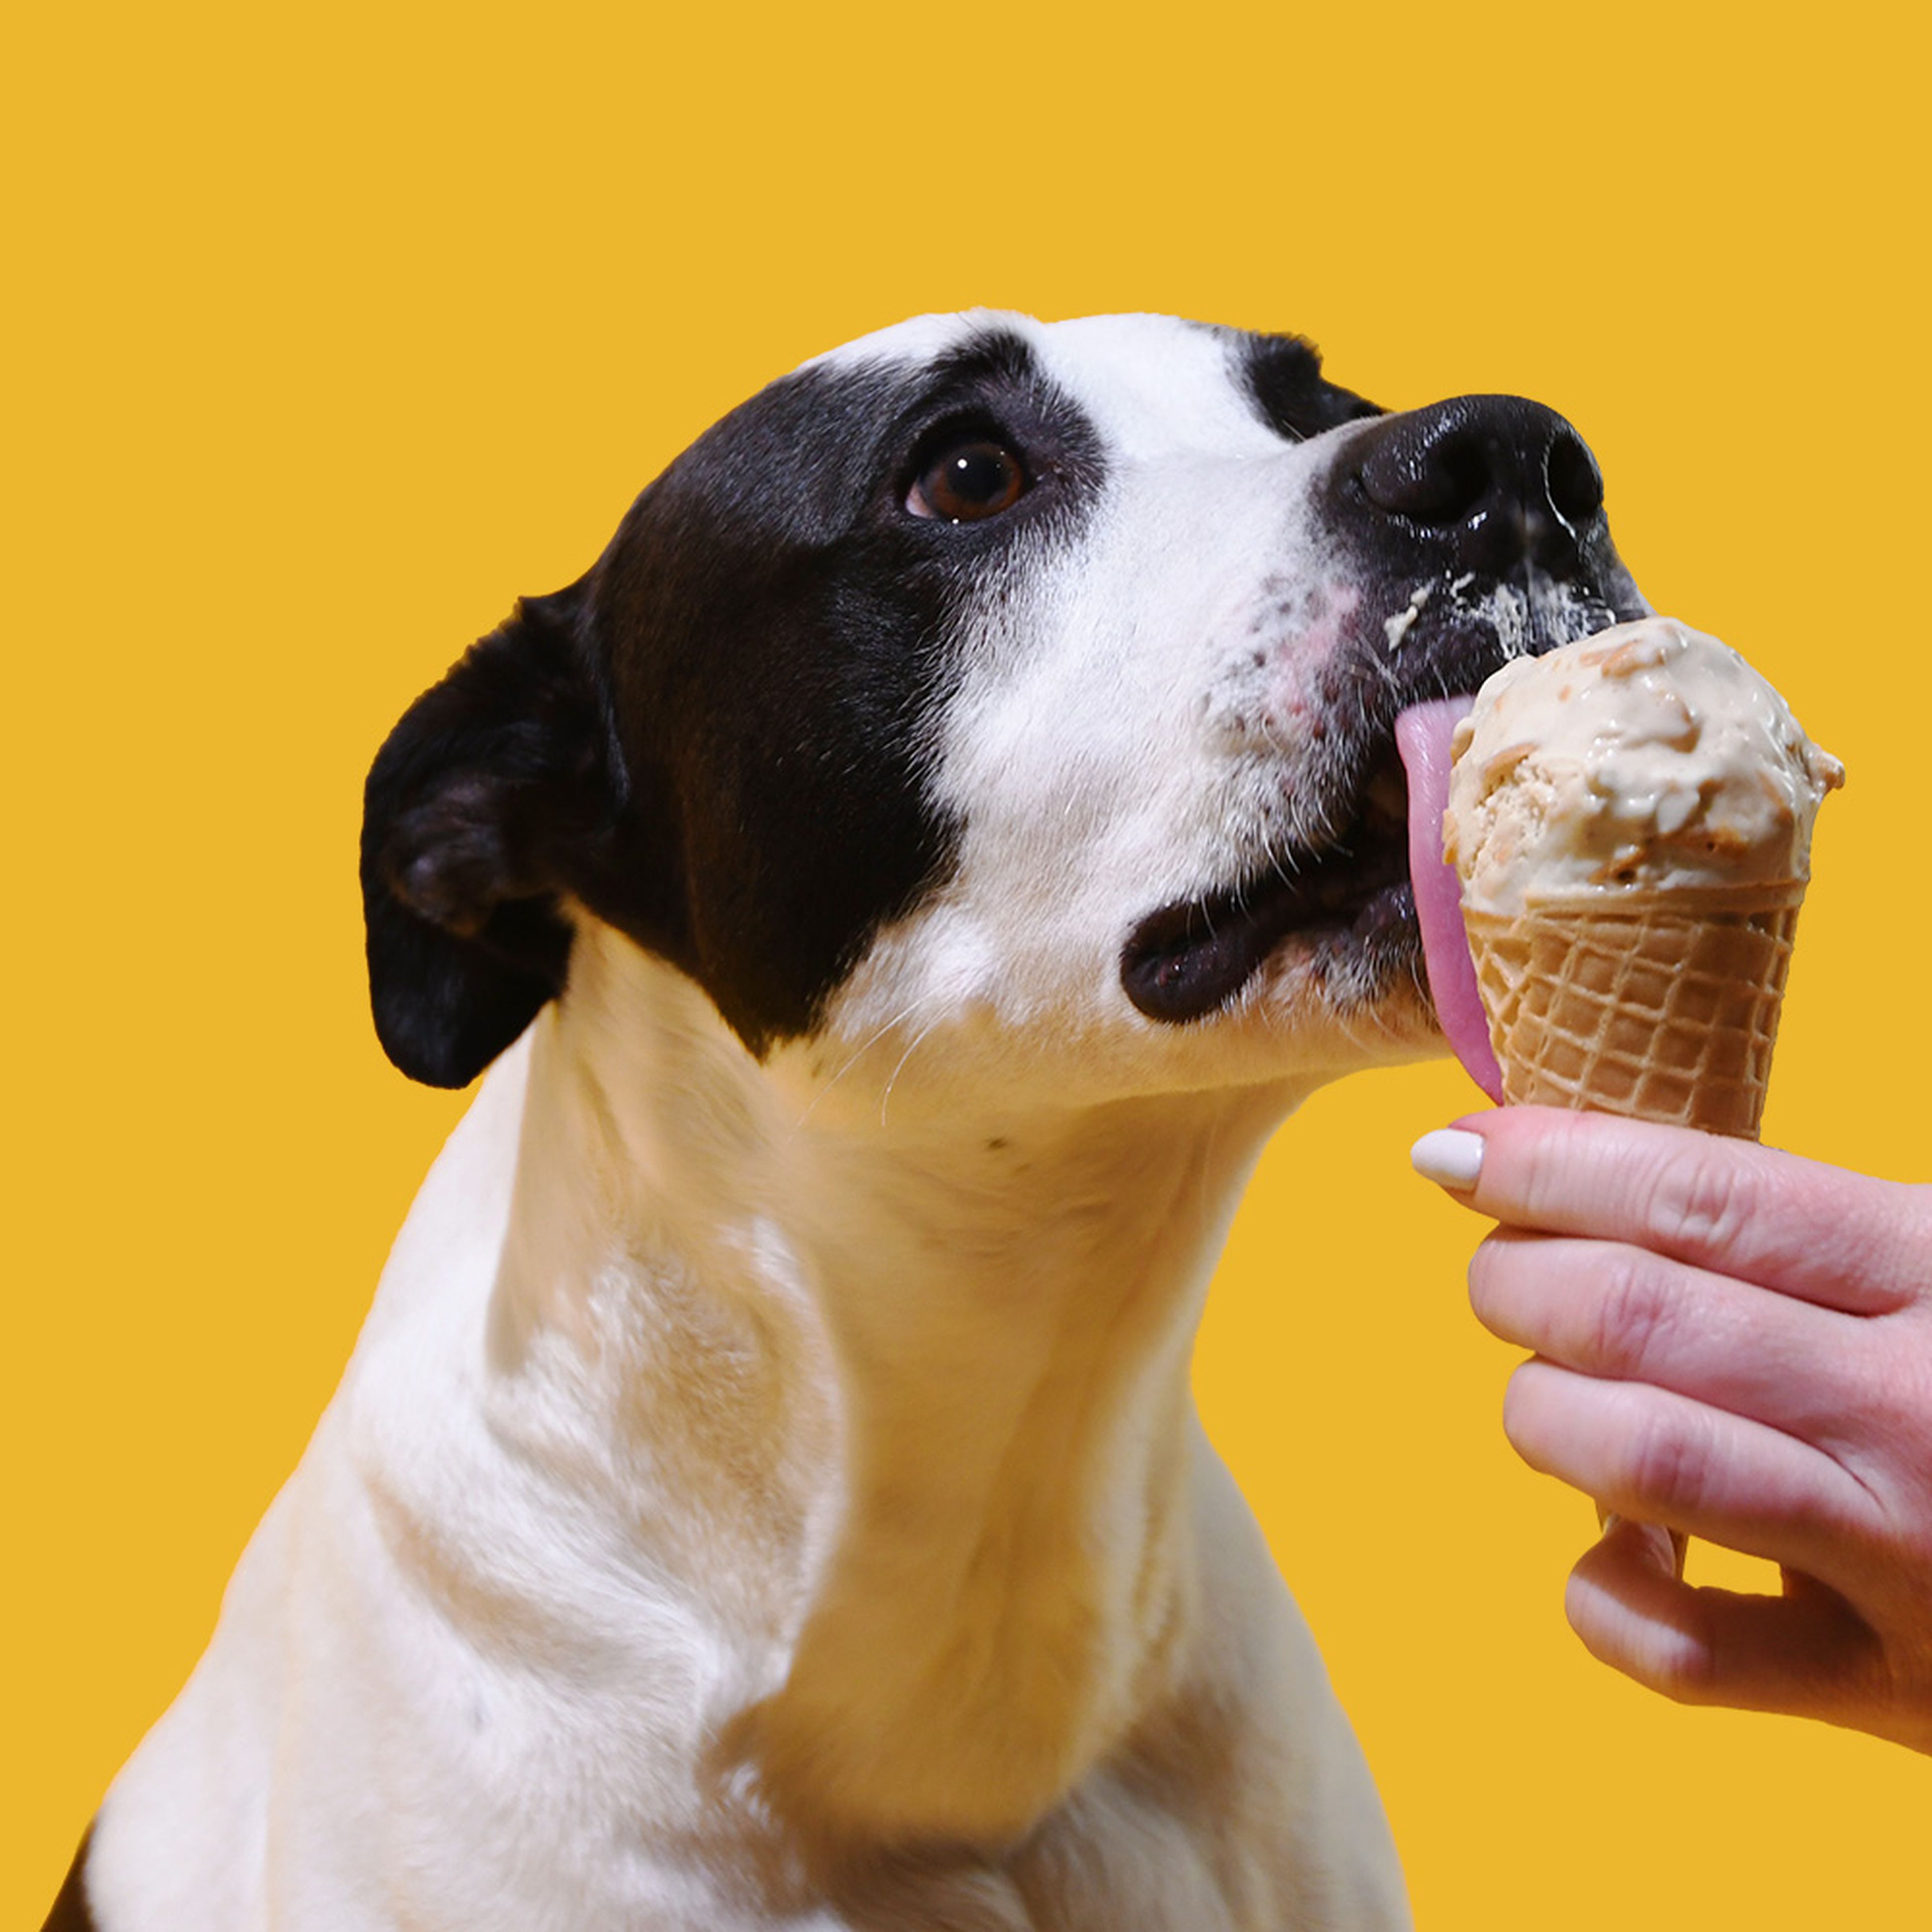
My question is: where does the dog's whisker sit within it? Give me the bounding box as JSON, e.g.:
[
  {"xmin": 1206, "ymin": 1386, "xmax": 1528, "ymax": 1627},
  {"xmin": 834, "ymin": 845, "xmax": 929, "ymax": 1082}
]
[
  {"xmin": 876, "ymin": 1012, "xmax": 946, "ymax": 1126},
  {"xmin": 1192, "ymin": 1110, "xmax": 1223, "ymax": 1227},
  {"xmin": 795, "ymin": 996, "xmax": 943, "ymax": 1132}
]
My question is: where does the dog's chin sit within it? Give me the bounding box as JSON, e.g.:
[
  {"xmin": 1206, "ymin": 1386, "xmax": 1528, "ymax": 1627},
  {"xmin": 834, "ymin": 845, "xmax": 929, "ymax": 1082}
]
[
  {"xmin": 1241, "ymin": 879, "xmax": 1439, "ymax": 1050},
  {"xmin": 1299, "ymin": 875, "xmax": 1428, "ymax": 1003},
  {"xmin": 1119, "ymin": 754, "xmax": 1417, "ymax": 1027}
]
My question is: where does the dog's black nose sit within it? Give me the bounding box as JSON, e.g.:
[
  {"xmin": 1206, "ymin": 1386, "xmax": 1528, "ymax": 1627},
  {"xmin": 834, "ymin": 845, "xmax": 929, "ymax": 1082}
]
[{"xmin": 1350, "ymin": 395, "xmax": 1604, "ymax": 577}]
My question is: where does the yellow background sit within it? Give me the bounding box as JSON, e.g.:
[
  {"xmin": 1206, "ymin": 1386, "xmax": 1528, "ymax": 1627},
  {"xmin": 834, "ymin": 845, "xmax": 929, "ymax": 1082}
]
[{"xmin": 8, "ymin": 2, "xmax": 1929, "ymax": 1922}]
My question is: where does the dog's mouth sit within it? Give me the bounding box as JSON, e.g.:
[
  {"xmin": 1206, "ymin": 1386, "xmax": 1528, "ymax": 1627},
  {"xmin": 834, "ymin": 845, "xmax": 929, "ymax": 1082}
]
[
  {"xmin": 1118, "ymin": 562, "xmax": 1646, "ymax": 1027},
  {"xmin": 1120, "ymin": 749, "xmax": 1413, "ymax": 1024}
]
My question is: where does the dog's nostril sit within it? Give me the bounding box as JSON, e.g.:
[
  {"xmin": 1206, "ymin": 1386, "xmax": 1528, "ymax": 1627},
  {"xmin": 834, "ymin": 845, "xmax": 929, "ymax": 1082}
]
[
  {"xmin": 1545, "ymin": 430, "xmax": 1604, "ymax": 526},
  {"xmin": 1360, "ymin": 427, "xmax": 1493, "ymax": 526},
  {"xmin": 1347, "ymin": 394, "xmax": 1606, "ymax": 578}
]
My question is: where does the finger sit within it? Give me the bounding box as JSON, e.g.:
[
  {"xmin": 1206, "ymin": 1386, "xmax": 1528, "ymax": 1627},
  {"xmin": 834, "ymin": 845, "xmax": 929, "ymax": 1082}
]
[
  {"xmin": 1501, "ymin": 1358, "xmax": 1883, "ymax": 1581},
  {"xmin": 1470, "ymin": 1229, "xmax": 1871, "ymax": 1441},
  {"xmin": 1446, "ymin": 1108, "xmax": 1927, "ymax": 1314},
  {"xmin": 1566, "ymin": 1517, "xmax": 1883, "ymax": 1723}
]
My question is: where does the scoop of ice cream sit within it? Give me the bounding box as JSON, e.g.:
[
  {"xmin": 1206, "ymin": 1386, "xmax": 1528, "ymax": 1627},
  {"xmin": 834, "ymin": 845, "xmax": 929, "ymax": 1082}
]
[{"xmin": 1445, "ymin": 617, "xmax": 1843, "ymax": 917}]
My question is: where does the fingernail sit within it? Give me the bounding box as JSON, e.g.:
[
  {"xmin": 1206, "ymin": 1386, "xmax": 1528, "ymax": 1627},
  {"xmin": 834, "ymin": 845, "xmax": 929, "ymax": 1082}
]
[{"xmin": 1410, "ymin": 1128, "xmax": 1485, "ymax": 1192}]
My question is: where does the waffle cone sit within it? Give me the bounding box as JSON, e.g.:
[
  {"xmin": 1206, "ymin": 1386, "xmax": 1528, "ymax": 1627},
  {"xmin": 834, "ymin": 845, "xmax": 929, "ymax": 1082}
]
[{"xmin": 1462, "ymin": 884, "xmax": 1805, "ymax": 1141}]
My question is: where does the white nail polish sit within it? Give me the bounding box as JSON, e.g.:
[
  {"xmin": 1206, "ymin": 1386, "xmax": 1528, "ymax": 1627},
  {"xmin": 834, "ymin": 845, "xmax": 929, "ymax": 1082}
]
[{"xmin": 1410, "ymin": 1128, "xmax": 1485, "ymax": 1191}]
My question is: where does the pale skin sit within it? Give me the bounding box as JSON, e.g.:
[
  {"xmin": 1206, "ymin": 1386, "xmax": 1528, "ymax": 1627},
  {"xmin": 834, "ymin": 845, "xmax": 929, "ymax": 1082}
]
[{"xmin": 1417, "ymin": 1106, "xmax": 1932, "ymax": 1754}]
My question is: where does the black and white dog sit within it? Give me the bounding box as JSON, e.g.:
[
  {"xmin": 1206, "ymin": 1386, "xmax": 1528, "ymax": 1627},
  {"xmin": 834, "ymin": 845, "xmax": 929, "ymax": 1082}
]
[{"xmin": 53, "ymin": 311, "xmax": 1639, "ymax": 1931}]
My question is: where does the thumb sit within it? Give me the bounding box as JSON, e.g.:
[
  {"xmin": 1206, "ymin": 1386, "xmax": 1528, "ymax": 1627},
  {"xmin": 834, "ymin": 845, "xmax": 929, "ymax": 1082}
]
[{"xmin": 1564, "ymin": 1518, "xmax": 1877, "ymax": 1720}]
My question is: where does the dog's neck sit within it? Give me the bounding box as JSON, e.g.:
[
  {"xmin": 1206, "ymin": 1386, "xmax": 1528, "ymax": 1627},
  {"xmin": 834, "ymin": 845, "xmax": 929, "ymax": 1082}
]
[{"xmin": 482, "ymin": 923, "xmax": 1308, "ymax": 1854}]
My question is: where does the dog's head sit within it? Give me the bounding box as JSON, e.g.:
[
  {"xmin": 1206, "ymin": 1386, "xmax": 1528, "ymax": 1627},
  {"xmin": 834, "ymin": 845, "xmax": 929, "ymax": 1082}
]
[{"xmin": 362, "ymin": 311, "xmax": 1641, "ymax": 1105}]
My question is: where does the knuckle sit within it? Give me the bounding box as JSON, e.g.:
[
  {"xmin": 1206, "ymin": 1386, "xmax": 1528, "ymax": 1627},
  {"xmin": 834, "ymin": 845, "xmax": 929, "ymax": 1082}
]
[
  {"xmin": 1591, "ymin": 1249, "xmax": 1677, "ymax": 1377},
  {"xmin": 1620, "ymin": 1406, "xmax": 1713, "ymax": 1518},
  {"xmin": 1641, "ymin": 1148, "xmax": 1750, "ymax": 1261}
]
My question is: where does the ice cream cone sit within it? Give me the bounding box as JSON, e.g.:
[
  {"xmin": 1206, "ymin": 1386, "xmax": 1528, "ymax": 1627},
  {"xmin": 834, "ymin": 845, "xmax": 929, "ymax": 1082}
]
[
  {"xmin": 1430, "ymin": 618, "xmax": 1842, "ymax": 1148},
  {"xmin": 1462, "ymin": 881, "xmax": 1805, "ymax": 1142}
]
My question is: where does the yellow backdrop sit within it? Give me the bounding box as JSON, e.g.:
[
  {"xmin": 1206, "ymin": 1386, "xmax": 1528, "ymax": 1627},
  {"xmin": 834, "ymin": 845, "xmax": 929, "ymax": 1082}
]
[{"xmin": 9, "ymin": 2, "xmax": 1928, "ymax": 1922}]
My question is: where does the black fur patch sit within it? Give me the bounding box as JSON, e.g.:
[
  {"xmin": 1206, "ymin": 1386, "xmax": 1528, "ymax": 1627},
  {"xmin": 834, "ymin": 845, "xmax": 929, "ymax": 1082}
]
[
  {"xmin": 363, "ymin": 327, "xmax": 1107, "ymax": 1084},
  {"xmin": 1236, "ymin": 333, "xmax": 1384, "ymax": 442}
]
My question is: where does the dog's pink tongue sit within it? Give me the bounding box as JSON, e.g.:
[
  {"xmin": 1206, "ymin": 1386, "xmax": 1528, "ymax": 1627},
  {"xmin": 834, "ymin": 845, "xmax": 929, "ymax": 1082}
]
[{"xmin": 1395, "ymin": 700, "xmax": 1503, "ymax": 1101}]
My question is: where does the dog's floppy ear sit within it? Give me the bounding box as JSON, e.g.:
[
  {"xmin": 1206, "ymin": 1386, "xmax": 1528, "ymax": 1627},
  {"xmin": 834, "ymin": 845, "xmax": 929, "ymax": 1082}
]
[{"xmin": 361, "ymin": 584, "xmax": 621, "ymax": 1088}]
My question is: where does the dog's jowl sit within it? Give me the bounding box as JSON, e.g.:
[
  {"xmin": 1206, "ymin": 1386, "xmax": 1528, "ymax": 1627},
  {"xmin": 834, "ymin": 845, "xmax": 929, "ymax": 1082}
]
[{"xmin": 55, "ymin": 312, "xmax": 1641, "ymax": 1932}]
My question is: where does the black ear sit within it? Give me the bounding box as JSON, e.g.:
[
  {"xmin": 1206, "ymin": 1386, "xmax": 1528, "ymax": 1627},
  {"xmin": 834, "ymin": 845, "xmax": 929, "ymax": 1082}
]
[{"xmin": 361, "ymin": 585, "xmax": 621, "ymax": 1087}]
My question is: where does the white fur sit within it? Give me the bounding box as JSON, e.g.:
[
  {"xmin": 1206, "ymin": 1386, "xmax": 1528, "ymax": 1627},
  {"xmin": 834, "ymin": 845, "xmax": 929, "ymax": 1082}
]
[{"xmin": 88, "ymin": 313, "xmax": 1426, "ymax": 1930}]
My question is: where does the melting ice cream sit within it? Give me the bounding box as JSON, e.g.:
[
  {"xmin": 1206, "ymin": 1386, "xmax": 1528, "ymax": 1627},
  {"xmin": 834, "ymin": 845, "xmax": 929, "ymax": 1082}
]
[{"xmin": 1444, "ymin": 617, "xmax": 1843, "ymax": 916}]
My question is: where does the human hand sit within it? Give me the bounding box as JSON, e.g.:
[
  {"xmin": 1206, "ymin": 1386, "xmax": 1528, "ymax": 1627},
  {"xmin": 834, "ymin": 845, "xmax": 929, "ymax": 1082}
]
[{"xmin": 1411, "ymin": 1108, "xmax": 1932, "ymax": 1754}]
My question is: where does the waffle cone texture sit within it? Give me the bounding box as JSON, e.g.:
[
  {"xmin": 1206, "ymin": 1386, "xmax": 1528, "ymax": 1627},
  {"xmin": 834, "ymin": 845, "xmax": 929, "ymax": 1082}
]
[{"xmin": 1462, "ymin": 884, "xmax": 1804, "ymax": 1141}]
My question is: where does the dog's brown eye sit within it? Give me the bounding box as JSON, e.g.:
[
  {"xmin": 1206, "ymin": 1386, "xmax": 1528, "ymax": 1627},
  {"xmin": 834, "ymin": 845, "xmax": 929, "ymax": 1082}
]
[{"xmin": 907, "ymin": 439, "xmax": 1027, "ymax": 522}]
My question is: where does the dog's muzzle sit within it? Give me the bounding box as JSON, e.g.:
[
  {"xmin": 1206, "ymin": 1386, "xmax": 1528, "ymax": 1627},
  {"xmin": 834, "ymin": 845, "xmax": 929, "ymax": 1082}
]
[{"xmin": 1121, "ymin": 393, "xmax": 1641, "ymax": 1028}]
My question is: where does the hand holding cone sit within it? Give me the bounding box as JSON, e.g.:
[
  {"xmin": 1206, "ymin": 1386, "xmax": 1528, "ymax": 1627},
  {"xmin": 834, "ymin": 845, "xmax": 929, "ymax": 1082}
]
[{"xmin": 1411, "ymin": 617, "xmax": 1842, "ymax": 1573}]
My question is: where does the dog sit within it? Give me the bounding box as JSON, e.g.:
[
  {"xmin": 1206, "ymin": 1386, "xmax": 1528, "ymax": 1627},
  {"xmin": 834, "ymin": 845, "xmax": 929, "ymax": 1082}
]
[{"xmin": 48, "ymin": 310, "xmax": 1641, "ymax": 1931}]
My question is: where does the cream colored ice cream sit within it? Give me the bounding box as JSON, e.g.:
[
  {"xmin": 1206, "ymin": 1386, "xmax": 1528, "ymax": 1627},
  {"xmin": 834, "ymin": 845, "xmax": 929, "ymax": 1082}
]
[{"xmin": 1444, "ymin": 617, "xmax": 1843, "ymax": 916}]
